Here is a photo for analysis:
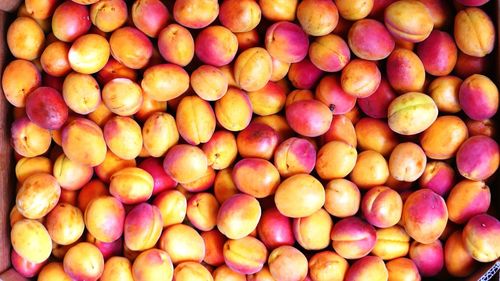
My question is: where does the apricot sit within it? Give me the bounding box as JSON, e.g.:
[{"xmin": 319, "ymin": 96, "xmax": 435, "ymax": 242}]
[
  {"xmin": 409, "ymin": 240, "xmax": 444, "ymax": 277},
  {"xmin": 345, "ymin": 256, "xmax": 388, "ymax": 281},
  {"xmin": 109, "ymin": 167, "xmax": 153, "ymax": 204},
  {"xmin": 259, "ymin": 0, "xmax": 297, "ymax": 21},
  {"xmin": 233, "ymin": 47, "xmax": 273, "ymax": 91},
  {"xmin": 97, "ymin": 58, "xmax": 138, "ymax": 85},
  {"xmin": 293, "ymin": 208, "xmax": 332, "ymax": 250},
  {"xmin": 386, "ymin": 258, "xmax": 420, "ymax": 281},
  {"xmin": 270, "ymin": 58, "xmax": 291, "ymax": 82},
  {"xmin": 286, "ymin": 90, "xmax": 312, "ymax": 109},
  {"xmin": 176, "ymin": 96, "xmax": 216, "ymax": 145},
  {"xmin": 214, "ymin": 168, "xmax": 239, "ymax": 204},
  {"xmin": 315, "ymin": 76, "xmax": 353, "ymax": 115},
  {"xmin": 102, "ymin": 78, "xmax": 143, "ymax": 116},
  {"xmin": 402, "ymin": 189, "xmax": 448, "ymax": 244},
  {"xmin": 124, "ymin": 203, "xmax": 162, "ymax": 251},
  {"xmin": 190, "ymin": 65, "xmax": 228, "ymax": 102},
  {"xmin": 341, "ymin": 59, "xmax": 381, "ymax": 98},
  {"xmin": 84, "ymin": 196, "xmax": 124, "ymax": 243},
  {"xmin": 173, "ymin": 0, "xmax": 219, "ymax": 29},
  {"xmin": 455, "ymin": 51, "xmax": 491, "ymax": 78},
  {"xmin": 213, "ymin": 265, "xmax": 246, "ymax": 281},
  {"xmin": 456, "ymin": 135, "xmax": 499, "ymax": 181},
  {"xmin": 419, "ymin": 161, "xmax": 455, "ymax": 196},
  {"xmin": 237, "ymin": 124, "xmax": 279, "ymax": 159},
  {"xmin": 215, "ymin": 87, "xmax": 253, "ymax": 131},
  {"xmin": 257, "ymin": 207, "xmax": 294, "ymax": 249},
  {"xmin": 286, "ymin": 100, "xmax": 332, "ymax": 137},
  {"xmin": 132, "ymin": 248, "xmax": 174, "ymax": 281},
  {"xmin": 232, "ymin": 158, "xmax": 280, "ymax": 198},
  {"xmin": 88, "ymin": 102, "xmax": 113, "ymax": 127},
  {"xmin": 223, "ymin": 236, "xmax": 267, "ymax": 275},
  {"xmin": 159, "ymin": 224, "xmax": 205, "ymax": 264},
  {"xmin": 421, "ymin": 116, "xmax": 468, "ymax": 160},
  {"xmin": 90, "ymin": 0, "xmax": 128, "ymax": 33},
  {"xmin": 275, "ymin": 174, "xmax": 325, "ymax": 218},
  {"xmin": 25, "ymin": 86, "xmax": 68, "ymax": 130},
  {"xmin": 62, "ymin": 72, "xmax": 101, "ymax": 114},
  {"xmin": 131, "ymin": 0, "xmax": 169, "ymax": 37},
  {"xmin": 45, "ymin": 203, "xmax": 84, "ymax": 246},
  {"xmin": 52, "ymin": 153, "xmax": 92, "ymax": 190},
  {"xmin": 265, "ymin": 22, "xmax": 309, "ymax": 64},
  {"xmin": 307, "ymin": 251, "xmax": 348, "ymax": 281},
  {"xmin": 297, "ymin": 0, "xmax": 338, "ymax": 36},
  {"xmin": 330, "ymin": 217, "xmax": 376, "ymax": 259},
  {"xmin": 77, "ymin": 180, "xmax": 109, "ymax": 211},
  {"xmin": 463, "ymin": 214, "xmax": 500, "ymax": 262},
  {"xmin": 138, "ymin": 158, "xmax": 176, "ymax": 195},
  {"xmin": 103, "ymin": 116, "xmax": 142, "ymax": 160},
  {"xmin": 87, "ymin": 233, "xmax": 123, "ymax": 260},
  {"xmin": 384, "ymin": 0, "xmax": 433, "ymax": 42},
  {"xmin": 274, "ymin": 137, "xmax": 316, "ymax": 178},
  {"xmin": 16, "ymin": 173, "xmax": 60, "ymax": 219},
  {"xmin": 163, "ymin": 144, "xmax": 208, "ymax": 184},
  {"xmin": 372, "ymin": 225, "xmax": 410, "ymax": 260},
  {"xmin": 309, "ymin": 34, "xmax": 350, "ymax": 72},
  {"xmin": 268, "ymin": 246, "xmax": 308, "ymax": 281},
  {"xmin": 350, "ymin": 150, "xmax": 389, "ymax": 189},
  {"xmin": 356, "ymin": 118, "xmax": 398, "ymax": 157},
  {"xmin": 247, "ymin": 266, "xmax": 275, "ymax": 281},
  {"xmin": 109, "ymin": 27, "xmax": 152, "ymax": 69},
  {"xmin": 153, "ymin": 190, "xmax": 187, "ymax": 227},
  {"xmin": 459, "ymin": 74, "xmax": 499, "ymax": 121},
  {"xmin": 100, "ymin": 257, "xmax": 133, "ymax": 281},
  {"xmin": 386, "ymin": 48, "xmax": 425, "ymax": 93},
  {"xmin": 200, "ymin": 131, "xmax": 237, "ymax": 170},
  {"xmin": 428, "ymin": 76, "xmax": 462, "ymax": 114},
  {"xmin": 444, "ymin": 231, "xmax": 477, "ymax": 277},
  {"xmin": 217, "ymin": 194, "xmax": 261, "ymax": 239},
  {"xmin": 158, "ymin": 24, "xmax": 194, "ymax": 67},
  {"xmin": 15, "ymin": 156, "xmax": 52, "ymax": 183},
  {"xmin": 63, "ymin": 242, "xmax": 104, "ymax": 281},
  {"xmin": 195, "ymin": 25, "xmax": 238, "ymax": 67},
  {"xmin": 68, "ymin": 34, "xmax": 110, "ymax": 74},
  {"xmin": 95, "ymin": 151, "xmax": 136, "ymax": 183},
  {"xmin": 248, "ymin": 81, "xmax": 286, "ymax": 116},
  {"xmin": 10, "ymin": 249, "xmax": 45, "ymax": 278},
  {"xmin": 388, "ymin": 92, "xmax": 438, "ymax": 135},
  {"xmin": 11, "ymin": 117, "xmax": 51, "ymax": 158},
  {"xmin": 454, "ymin": 8, "xmax": 495, "ymax": 57},
  {"xmin": 322, "ymin": 115, "xmax": 357, "ymax": 147},
  {"xmin": 186, "ymin": 192, "xmax": 219, "ymax": 231},
  {"xmin": 11, "ymin": 219, "xmax": 52, "ymax": 263},
  {"xmin": 175, "ymin": 262, "xmax": 214, "ymax": 281},
  {"xmin": 38, "ymin": 262, "xmax": 72, "ymax": 281},
  {"xmin": 7, "ymin": 17, "xmax": 45, "ymax": 60},
  {"xmin": 141, "ymin": 64, "xmax": 190, "ymax": 101},
  {"xmin": 1, "ymin": 59, "xmax": 41, "ymax": 107},
  {"xmin": 202, "ymin": 230, "xmax": 226, "ymax": 266},
  {"xmin": 466, "ymin": 119, "xmax": 496, "ymax": 137},
  {"xmin": 389, "ymin": 142, "xmax": 426, "ymax": 182},
  {"xmin": 324, "ymin": 179, "xmax": 360, "ymax": 218},
  {"xmin": 142, "ymin": 112, "xmax": 179, "ymax": 157},
  {"xmin": 348, "ymin": 19, "xmax": 395, "ymax": 61},
  {"xmin": 40, "ymin": 41, "xmax": 71, "ymax": 77},
  {"xmin": 363, "ymin": 186, "xmax": 403, "ymax": 228},
  {"xmin": 219, "ymin": 0, "xmax": 261, "ymax": 33},
  {"xmin": 316, "ymin": 141, "xmax": 357, "ymax": 180},
  {"xmin": 335, "ymin": 0, "xmax": 373, "ymax": 20},
  {"xmin": 416, "ymin": 30, "xmax": 457, "ymax": 76},
  {"xmin": 447, "ymin": 180, "xmax": 491, "ymax": 225}
]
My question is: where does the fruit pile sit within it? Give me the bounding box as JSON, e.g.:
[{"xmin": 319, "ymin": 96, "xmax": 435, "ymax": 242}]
[{"xmin": 2, "ymin": 0, "xmax": 500, "ymax": 280}]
